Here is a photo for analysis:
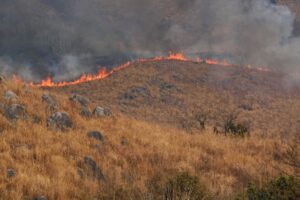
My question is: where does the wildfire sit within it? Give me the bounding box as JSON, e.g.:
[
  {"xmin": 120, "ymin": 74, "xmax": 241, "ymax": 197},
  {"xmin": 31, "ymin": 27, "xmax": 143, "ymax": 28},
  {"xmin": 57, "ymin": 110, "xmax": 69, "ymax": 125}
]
[{"xmin": 13, "ymin": 52, "xmax": 269, "ymax": 88}]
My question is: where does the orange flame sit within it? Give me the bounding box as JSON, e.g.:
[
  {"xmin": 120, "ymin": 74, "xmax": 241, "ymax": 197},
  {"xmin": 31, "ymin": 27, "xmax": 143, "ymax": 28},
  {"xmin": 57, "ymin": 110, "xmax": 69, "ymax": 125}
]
[{"xmin": 14, "ymin": 52, "xmax": 269, "ymax": 88}]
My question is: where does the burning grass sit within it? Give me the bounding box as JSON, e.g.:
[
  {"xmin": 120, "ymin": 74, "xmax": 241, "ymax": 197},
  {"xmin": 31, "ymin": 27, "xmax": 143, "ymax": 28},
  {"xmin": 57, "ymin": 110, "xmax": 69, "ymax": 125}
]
[
  {"xmin": 13, "ymin": 53, "xmax": 265, "ymax": 88},
  {"xmin": 0, "ymin": 81, "xmax": 298, "ymax": 199}
]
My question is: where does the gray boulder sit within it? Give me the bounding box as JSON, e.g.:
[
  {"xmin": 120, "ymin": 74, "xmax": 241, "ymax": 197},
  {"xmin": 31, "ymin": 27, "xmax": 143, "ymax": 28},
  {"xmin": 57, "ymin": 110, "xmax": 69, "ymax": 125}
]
[
  {"xmin": 42, "ymin": 93, "xmax": 58, "ymax": 113},
  {"xmin": 47, "ymin": 112, "xmax": 73, "ymax": 130},
  {"xmin": 42, "ymin": 93, "xmax": 55, "ymax": 105},
  {"xmin": 5, "ymin": 104, "xmax": 27, "ymax": 121},
  {"xmin": 7, "ymin": 168, "xmax": 17, "ymax": 178},
  {"xmin": 87, "ymin": 131, "xmax": 105, "ymax": 141},
  {"xmin": 93, "ymin": 106, "xmax": 112, "ymax": 117},
  {"xmin": 83, "ymin": 156, "xmax": 105, "ymax": 181},
  {"xmin": 4, "ymin": 90, "xmax": 18, "ymax": 101},
  {"xmin": 70, "ymin": 94, "xmax": 89, "ymax": 107}
]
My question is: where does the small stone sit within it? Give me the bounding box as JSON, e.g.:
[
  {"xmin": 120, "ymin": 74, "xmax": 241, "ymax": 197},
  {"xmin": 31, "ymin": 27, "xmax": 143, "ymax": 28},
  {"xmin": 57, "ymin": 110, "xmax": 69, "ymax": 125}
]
[
  {"xmin": 83, "ymin": 156, "xmax": 105, "ymax": 181},
  {"xmin": 47, "ymin": 112, "xmax": 73, "ymax": 131},
  {"xmin": 87, "ymin": 131, "xmax": 105, "ymax": 141},
  {"xmin": 33, "ymin": 196, "xmax": 47, "ymax": 200},
  {"xmin": 93, "ymin": 106, "xmax": 112, "ymax": 117},
  {"xmin": 32, "ymin": 115, "xmax": 42, "ymax": 124},
  {"xmin": 7, "ymin": 168, "xmax": 16, "ymax": 178},
  {"xmin": 121, "ymin": 137, "xmax": 129, "ymax": 146},
  {"xmin": 42, "ymin": 93, "xmax": 55, "ymax": 105},
  {"xmin": 4, "ymin": 90, "xmax": 18, "ymax": 101},
  {"xmin": 42, "ymin": 93, "xmax": 58, "ymax": 113},
  {"xmin": 70, "ymin": 94, "xmax": 89, "ymax": 107},
  {"xmin": 77, "ymin": 167, "xmax": 85, "ymax": 179}
]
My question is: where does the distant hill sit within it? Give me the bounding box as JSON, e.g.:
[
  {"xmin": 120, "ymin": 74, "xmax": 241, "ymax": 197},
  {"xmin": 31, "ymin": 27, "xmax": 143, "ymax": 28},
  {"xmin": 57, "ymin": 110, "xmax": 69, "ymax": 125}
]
[
  {"xmin": 0, "ymin": 62, "xmax": 299, "ymax": 199},
  {"xmin": 54, "ymin": 60, "xmax": 300, "ymax": 136}
]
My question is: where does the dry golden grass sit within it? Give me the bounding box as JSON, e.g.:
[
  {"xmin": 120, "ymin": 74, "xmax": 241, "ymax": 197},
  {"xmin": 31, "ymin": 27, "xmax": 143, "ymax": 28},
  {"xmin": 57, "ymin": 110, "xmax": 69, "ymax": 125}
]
[
  {"xmin": 57, "ymin": 60, "xmax": 300, "ymax": 137},
  {"xmin": 0, "ymin": 80, "xmax": 299, "ymax": 200}
]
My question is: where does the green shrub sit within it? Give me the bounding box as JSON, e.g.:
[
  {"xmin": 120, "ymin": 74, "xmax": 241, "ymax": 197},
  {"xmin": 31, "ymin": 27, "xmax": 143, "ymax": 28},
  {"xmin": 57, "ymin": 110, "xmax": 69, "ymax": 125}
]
[
  {"xmin": 237, "ymin": 175, "xmax": 300, "ymax": 200},
  {"xmin": 164, "ymin": 172, "xmax": 210, "ymax": 200}
]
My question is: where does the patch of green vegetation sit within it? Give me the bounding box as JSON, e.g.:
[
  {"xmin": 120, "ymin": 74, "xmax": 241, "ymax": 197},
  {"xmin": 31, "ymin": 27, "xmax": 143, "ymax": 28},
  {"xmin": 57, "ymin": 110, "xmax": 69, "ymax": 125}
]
[
  {"xmin": 236, "ymin": 175, "xmax": 300, "ymax": 200},
  {"xmin": 164, "ymin": 172, "xmax": 210, "ymax": 200},
  {"xmin": 224, "ymin": 118, "xmax": 249, "ymax": 137}
]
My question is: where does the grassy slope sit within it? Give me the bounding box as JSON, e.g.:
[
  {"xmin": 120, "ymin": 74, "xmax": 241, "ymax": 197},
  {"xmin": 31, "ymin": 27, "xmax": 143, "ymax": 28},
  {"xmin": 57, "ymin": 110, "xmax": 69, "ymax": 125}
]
[
  {"xmin": 57, "ymin": 60, "xmax": 300, "ymax": 136},
  {"xmin": 0, "ymin": 78, "xmax": 298, "ymax": 199}
]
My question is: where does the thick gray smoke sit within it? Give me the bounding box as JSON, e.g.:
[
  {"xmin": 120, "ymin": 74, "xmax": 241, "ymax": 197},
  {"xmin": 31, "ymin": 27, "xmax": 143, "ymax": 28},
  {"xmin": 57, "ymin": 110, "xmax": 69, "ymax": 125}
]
[{"xmin": 0, "ymin": 0, "xmax": 299, "ymax": 81}]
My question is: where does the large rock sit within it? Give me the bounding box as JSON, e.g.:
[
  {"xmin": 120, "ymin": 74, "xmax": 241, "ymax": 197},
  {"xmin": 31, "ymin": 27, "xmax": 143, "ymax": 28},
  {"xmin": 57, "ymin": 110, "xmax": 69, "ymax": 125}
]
[
  {"xmin": 42, "ymin": 93, "xmax": 58, "ymax": 113},
  {"xmin": 70, "ymin": 94, "xmax": 89, "ymax": 107},
  {"xmin": 93, "ymin": 106, "xmax": 112, "ymax": 117},
  {"xmin": 83, "ymin": 156, "xmax": 105, "ymax": 181},
  {"xmin": 47, "ymin": 112, "xmax": 73, "ymax": 130},
  {"xmin": 5, "ymin": 104, "xmax": 27, "ymax": 121},
  {"xmin": 87, "ymin": 131, "xmax": 105, "ymax": 141},
  {"xmin": 4, "ymin": 90, "xmax": 18, "ymax": 101}
]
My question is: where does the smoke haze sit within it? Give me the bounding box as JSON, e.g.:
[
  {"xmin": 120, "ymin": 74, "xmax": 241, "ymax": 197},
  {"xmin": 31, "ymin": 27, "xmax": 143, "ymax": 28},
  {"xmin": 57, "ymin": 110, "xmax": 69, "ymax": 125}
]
[{"xmin": 0, "ymin": 0, "xmax": 299, "ymax": 81}]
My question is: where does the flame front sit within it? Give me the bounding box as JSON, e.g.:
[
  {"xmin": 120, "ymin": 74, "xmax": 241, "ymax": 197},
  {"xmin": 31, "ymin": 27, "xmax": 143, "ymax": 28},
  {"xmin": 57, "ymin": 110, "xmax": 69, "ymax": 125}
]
[{"xmin": 14, "ymin": 52, "xmax": 269, "ymax": 88}]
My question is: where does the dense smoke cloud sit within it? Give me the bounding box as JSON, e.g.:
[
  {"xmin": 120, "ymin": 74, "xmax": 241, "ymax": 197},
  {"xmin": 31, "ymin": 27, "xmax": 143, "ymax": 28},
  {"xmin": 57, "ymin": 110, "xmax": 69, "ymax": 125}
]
[{"xmin": 0, "ymin": 0, "xmax": 299, "ymax": 81}]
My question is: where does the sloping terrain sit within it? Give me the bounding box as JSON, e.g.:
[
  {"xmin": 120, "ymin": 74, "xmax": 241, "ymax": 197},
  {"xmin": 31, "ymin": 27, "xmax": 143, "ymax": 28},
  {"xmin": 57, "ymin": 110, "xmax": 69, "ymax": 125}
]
[
  {"xmin": 56, "ymin": 60, "xmax": 300, "ymax": 136},
  {"xmin": 0, "ymin": 62, "xmax": 299, "ymax": 199}
]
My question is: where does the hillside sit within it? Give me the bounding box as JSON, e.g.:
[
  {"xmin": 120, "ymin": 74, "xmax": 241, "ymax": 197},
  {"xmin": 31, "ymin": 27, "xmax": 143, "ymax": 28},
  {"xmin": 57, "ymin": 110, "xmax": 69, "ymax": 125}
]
[
  {"xmin": 55, "ymin": 60, "xmax": 300, "ymax": 136},
  {"xmin": 0, "ymin": 63, "xmax": 299, "ymax": 199}
]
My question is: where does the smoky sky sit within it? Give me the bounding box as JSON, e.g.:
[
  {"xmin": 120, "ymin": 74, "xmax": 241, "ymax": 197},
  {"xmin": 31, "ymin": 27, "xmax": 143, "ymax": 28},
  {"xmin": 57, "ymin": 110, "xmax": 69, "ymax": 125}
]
[{"xmin": 0, "ymin": 0, "xmax": 300, "ymax": 81}]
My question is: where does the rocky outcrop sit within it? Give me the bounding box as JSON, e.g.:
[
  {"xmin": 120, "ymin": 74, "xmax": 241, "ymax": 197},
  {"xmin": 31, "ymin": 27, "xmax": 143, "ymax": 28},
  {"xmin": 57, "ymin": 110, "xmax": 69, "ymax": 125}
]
[
  {"xmin": 81, "ymin": 156, "xmax": 105, "ymax": 181},
  {"xmin": 42, "ymin": 93, "xmax": 58, "ymax": 113},
  {"xmin": 87, "ymin": 131, "xmax": 105, "ymax": 141},
  {"xmin": 93, "ymin": 106, "xmax": 112, "ymax": 117},
  {"xmin": 5, "ymin": 104, "xmax": 27, "ymax": 121},
  {"xmin": 70, "ymin": 93, "xmax": 89, "ymax": 107},
  {"xmin": 47, "ymin": 112, "xmax": 73, "ymax": 131}
]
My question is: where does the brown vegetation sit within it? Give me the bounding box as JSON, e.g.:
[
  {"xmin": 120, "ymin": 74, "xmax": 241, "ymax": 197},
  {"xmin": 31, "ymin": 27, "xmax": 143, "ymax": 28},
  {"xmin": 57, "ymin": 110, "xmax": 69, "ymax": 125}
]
[
  {"xmin": 0, "ymin": 61, "xmax": 299, "ymax": 199},
  {"xmin": 57, "ymin": 60, "xmax": 300, "ymax": 136}
]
